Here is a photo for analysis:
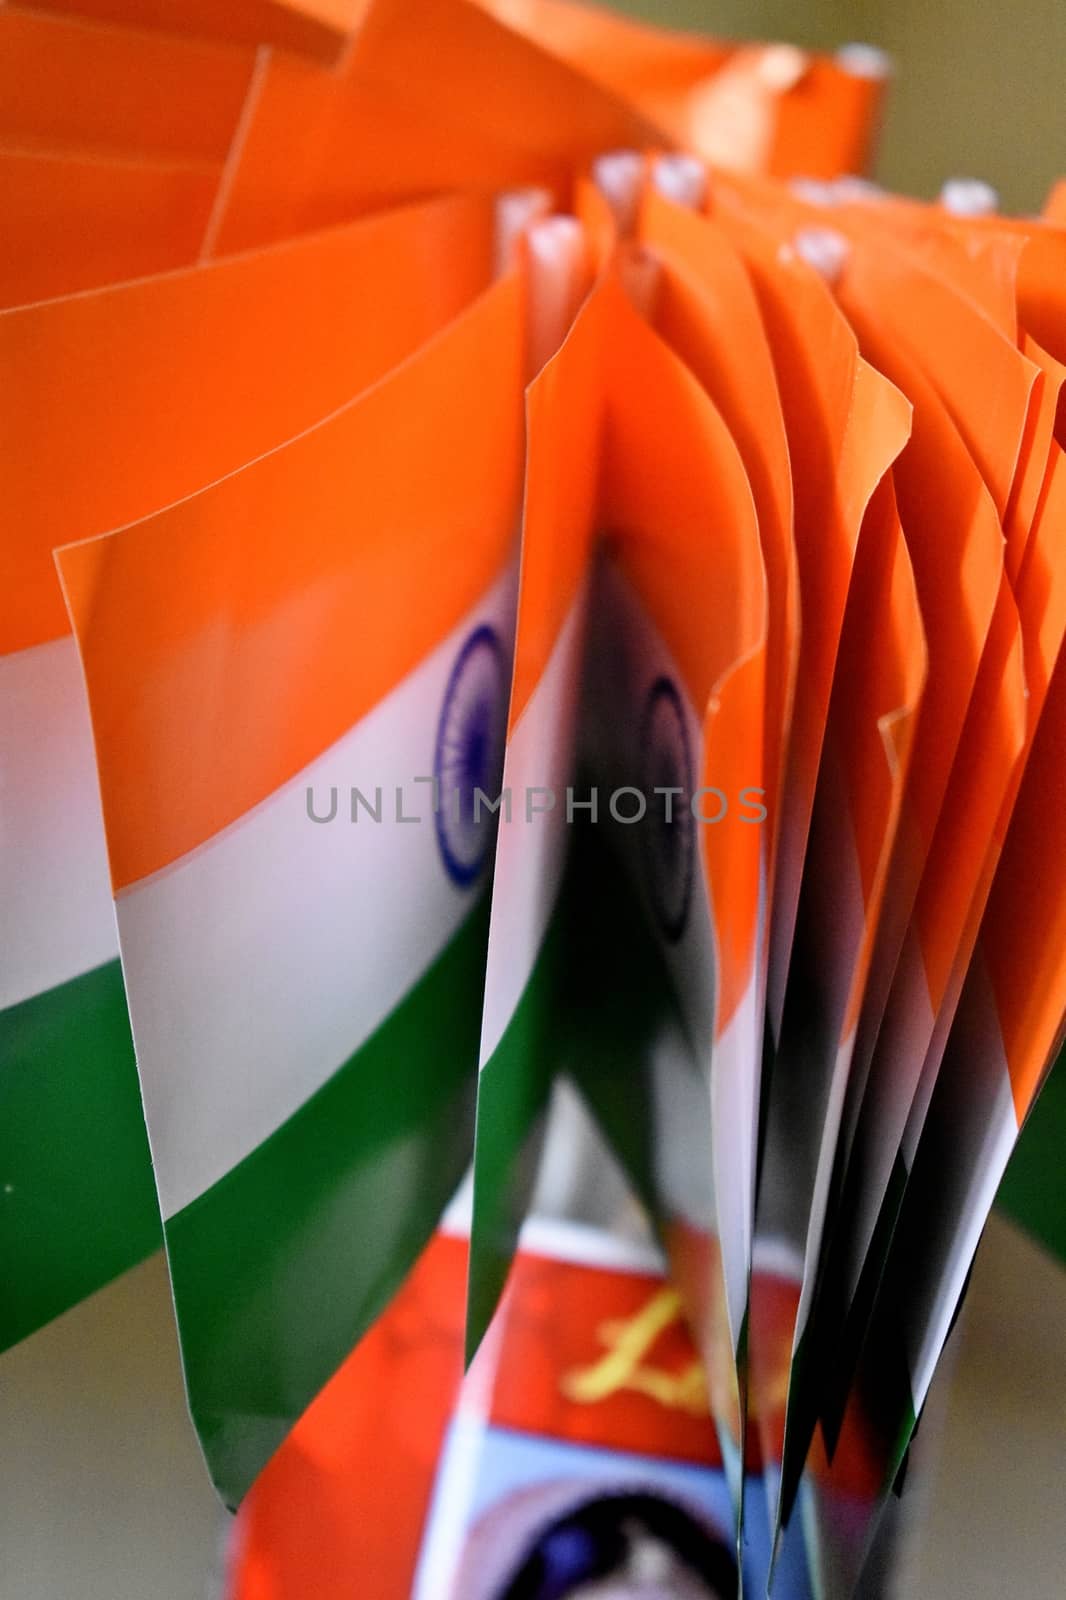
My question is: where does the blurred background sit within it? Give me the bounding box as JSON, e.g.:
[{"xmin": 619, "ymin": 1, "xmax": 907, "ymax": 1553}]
[{"xmin": 618, "ymin": 0, "xmax": 1066, "ymax": 212}]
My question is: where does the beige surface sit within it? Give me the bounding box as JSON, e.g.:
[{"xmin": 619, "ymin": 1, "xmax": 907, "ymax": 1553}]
[
  {"xmin": 897, "ymin": 1212, "xmax": 1066, "ymax": 1599},
  {"xmin": 0, "ymin": 1252, "xmax": 224, "ymax": 1600},
  {"xmin": 2, "ymin": 1214, "xmax": 1063, "ymax": 1597}
]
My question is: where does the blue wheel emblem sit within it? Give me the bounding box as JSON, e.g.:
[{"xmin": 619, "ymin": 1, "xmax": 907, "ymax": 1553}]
[
  {"xmin": 639, "ymin": 675, "xmax": 695, "ymax": 943},
  {"xmin": 433, "ymin": 624, "xmax": 508, "ymax": 887}
]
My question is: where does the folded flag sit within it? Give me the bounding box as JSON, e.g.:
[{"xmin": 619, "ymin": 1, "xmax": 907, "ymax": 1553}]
[
  {"xmin": 3, "ymin": 8, "xmax": 1065, "ymax": 1599},
  {"xmin": 1, "ymin": 189, "xmax": 500, "ymax": 1356},
  {"xmin": 57, "ymin": 260, "xmax": 525, "ymax": 1504}
]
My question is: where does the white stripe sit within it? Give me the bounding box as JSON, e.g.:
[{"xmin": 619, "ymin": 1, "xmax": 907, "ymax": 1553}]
[
  {"xmin": 0, "ymin": 637, "xmax": 118, "ymax": 1009},
  {"xmin": 712, "ymin": 965, "xmax": 761, "ymax": 1344},
  {"xmin": 478, "ymin": 586, "xmax": 587, "ymax": 1065},
  {"xmin": 905, "ymin": 956, "xmax": 1018, "ymax": 1408},
  {"xmin": 796, "ymin": 1027, "xmax": 857, "ymax": 1333},
  {"xmin": 751, "ymin": 1235, "xmax": 804, "ymax": 1284},
  {"xmin": 117, "ymin": 569, "xmax": 516, "ymax": 1217},
  {"xmin": 518, "ymin": 1215, "xmax": 666, "ymax": 1276}
]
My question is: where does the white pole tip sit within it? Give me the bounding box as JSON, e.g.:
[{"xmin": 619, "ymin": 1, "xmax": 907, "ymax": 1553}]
[
  {"xmin": 790, "ymin": 177, "xmax": 838, "ymax": 207},
  {"xmin": 939, "ymin": 177, "xmax": 999, "ymax": 217},
  {"xmin": 836, "ymin": 43, "xmax": 892, "ymax": 80},
  {"xmin": 833, "ymin": 176, "xmax": 885, "ymax": 204},
  {"xmin": 591, "ymin": 150, "xmax": 644, "ymax": 237},
  {"xmin": 793, "ymin": 226, "xmax": 850, "ymax": 285},
  {"xmin": 651, "ymin": 153, "xmax": 708, "ymax": 211}
]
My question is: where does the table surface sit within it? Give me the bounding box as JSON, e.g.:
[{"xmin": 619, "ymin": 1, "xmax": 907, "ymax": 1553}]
[{"xmin": 1, "ymin": 1208, "xmax": 1063, "ymax": 1599}]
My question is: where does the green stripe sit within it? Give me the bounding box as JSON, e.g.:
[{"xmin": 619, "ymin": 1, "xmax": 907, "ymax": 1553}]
[
  {"xmin": 0, "ymin": 958, "xmax": 160, "ymax": 1351},
  {"xmin": 995, "ymin": 1048, "xmax": 1066, "ymax": 1263},
  {"xmin": 166, "ymin": 895, "xmax": 491, "ymax": 1508},
  {"xmin": 466, "ymin": 826, "xmax": 697, "ymax": 1364},
  {"xmin": 465, "ymin": 911, "xmax": 566, "ymax": 1364}
]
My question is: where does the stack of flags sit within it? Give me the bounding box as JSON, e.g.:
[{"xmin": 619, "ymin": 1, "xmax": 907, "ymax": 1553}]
[{"xmin": 2, "ymin": 1, "xmax": 1064, "ymax": 1594}]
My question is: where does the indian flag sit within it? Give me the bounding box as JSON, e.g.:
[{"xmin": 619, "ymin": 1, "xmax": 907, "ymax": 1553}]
[
  {"xmin": 761, "ymin": 471, "xmax": 924, "ymax": 1543},
  {"xmin": 818, "ymin": 434, "xmax": 1066, "ymax": 1448},
  {"xmin": 467, "ymin": 268, "xmax": 768, "ymax": 1517},
  {"xmin": 56, "ymin": 264, "xmax": 526, "ymax": 1506},
  {"xmin": 0, "ymin": 595, "xmax": 158, "ymax": 1353},
  {"xmin": 805, "ymin": 443, "xmax": 1066, "ymax": 1578},
  {"xmin": 899, "ymin": 442, "xmax": 1066, "ymax": 1167},
  {"xmin": 818, "ymin": 298, "xmax": 1004, "ymax": 1330},
  {"xmin": 900, "ymin": 641, "xmax": 1066, "ymax": 1415},
  {"xmin": 824, "ymin": 424, "xmax": 1066, "ymax": 1390},
  {"xmin": 810, "ymin": 643, "xmax": 1066, "ymax": 1592},
  {"xmin": 637, "ymin": 180, "xmax": 799, "ymax": 1082},
  {"xmin": 0, "ymin": 191, "xmax": 500, "ymax": 1356},
  {"xmin": 466, "ymin": 261, "xmax": 607, "ymax": 1358},
  {"xmin": 711, "ymin": 183, "xmax": 909, "ymax": 1052}
]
